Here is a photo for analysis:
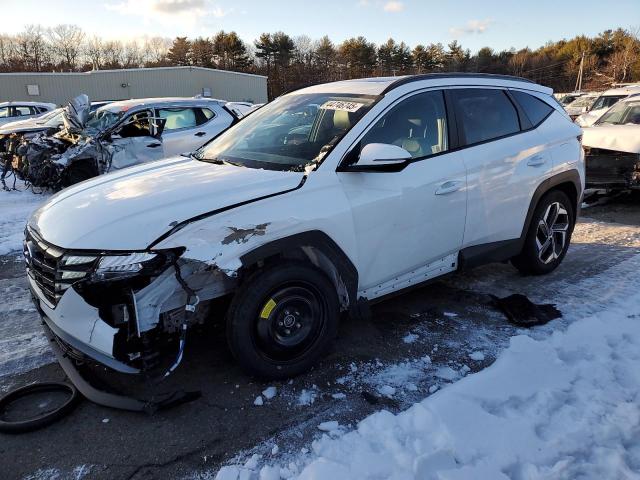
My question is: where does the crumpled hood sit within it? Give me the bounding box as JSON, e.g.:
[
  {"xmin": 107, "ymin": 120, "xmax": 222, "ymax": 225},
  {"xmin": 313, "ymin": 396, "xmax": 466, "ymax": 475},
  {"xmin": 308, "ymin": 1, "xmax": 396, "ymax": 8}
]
[
  {"xmin": 582, "ymin": 125, "xmax": 640, "ymax": 154},
  {"xmin": 63, "ymin": 94, "xmax": 91, "ymax": 133},
  {"xmin": 29, "ymin": 156, "xmax": 305, "ymax": 250}
]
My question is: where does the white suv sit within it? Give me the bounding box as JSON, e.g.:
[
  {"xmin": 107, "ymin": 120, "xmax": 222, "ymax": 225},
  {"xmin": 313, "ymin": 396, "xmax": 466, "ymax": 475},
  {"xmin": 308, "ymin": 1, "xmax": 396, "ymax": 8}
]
[{"xmin": 25, "ymin": 74, "xmax": 584, "ymax": 380}]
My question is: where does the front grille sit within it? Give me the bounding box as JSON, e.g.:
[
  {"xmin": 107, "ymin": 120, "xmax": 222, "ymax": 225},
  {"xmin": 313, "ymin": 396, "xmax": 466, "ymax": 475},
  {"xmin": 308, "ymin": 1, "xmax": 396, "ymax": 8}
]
[{"xmin": 24, "ymin": 229, "xmax": 97, "ymax": 306}]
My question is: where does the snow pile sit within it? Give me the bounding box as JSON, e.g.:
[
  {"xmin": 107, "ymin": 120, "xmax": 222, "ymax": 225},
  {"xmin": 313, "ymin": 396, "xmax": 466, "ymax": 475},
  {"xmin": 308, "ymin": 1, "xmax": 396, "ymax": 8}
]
[
  {"xmin": 240, "ymin": 294, "xmax": 640, "ymax": 479},
  {"xmin": 0, "ymin": 181, "xmax": 48, "ymax": 255}
]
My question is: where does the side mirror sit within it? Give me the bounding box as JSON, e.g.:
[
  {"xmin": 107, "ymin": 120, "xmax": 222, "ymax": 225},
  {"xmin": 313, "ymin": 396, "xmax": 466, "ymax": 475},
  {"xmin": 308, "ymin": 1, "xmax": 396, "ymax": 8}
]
[{"xmin": 355, "ymin": 143, "xmax": 412, "ymax": 167}]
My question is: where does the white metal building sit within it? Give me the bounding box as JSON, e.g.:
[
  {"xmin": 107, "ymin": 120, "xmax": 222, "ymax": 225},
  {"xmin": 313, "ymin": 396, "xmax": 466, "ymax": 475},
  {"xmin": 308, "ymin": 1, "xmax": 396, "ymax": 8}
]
[{"xmin": 0, "ymin": 66, "xmax": 268, "ymax": 106}]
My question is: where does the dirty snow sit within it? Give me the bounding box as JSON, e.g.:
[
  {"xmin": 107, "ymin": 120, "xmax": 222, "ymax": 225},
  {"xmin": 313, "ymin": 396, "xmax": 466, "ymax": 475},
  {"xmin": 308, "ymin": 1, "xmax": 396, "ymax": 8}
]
[
  {"xmin": 297, "ymin": 388, "xmax": 317, "ymax": 406},
  {"xmin": 0, "ymin": 180, "xmax": 48, "ymax": 255},
  {"xmin": 468, "ymin": 351, "xmax": 485, "ymax": 361},
  {"xmin": 236, "ymin": 290, "xmax": 640, "ymax": 479}
]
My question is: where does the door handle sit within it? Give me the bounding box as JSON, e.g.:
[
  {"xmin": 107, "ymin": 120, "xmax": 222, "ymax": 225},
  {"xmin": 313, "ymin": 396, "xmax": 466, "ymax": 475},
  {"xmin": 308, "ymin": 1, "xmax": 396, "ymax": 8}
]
[
  {"xmin": 194, "ymin": 131, "xmax": 207, "ymax": 137},
  {"xmin": 435, "ymin": 180, "xmax": 463, "ymax": 195},
  {"xmin": 527, "ymin": 155, "xmax": 546, "ymax": 167},
  {"xmin": 146, "ymin": 143, "xmax": 162, "ymax": 148}
]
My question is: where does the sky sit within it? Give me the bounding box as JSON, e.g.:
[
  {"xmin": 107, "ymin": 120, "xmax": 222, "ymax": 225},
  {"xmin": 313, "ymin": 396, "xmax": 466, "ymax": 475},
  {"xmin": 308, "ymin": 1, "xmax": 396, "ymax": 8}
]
[{"xmin": 1, "ymin": 0, "xmax": 639, "ymax": 52}]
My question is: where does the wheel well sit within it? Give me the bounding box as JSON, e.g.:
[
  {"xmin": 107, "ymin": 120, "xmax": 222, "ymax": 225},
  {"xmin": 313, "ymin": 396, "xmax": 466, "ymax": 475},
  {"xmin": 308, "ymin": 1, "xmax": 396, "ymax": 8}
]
[
  {"xmin": 550, "ymin": 181, "xmax": 579, "ymax": 215},
  {"xmin": 238, "ymin": 231, "xmax": 358, "ymax": 311}
]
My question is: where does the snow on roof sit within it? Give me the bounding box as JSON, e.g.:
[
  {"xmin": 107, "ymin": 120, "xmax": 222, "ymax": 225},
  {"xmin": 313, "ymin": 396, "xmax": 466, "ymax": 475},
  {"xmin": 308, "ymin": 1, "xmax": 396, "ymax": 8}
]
[{"xmin": 601, "ymin": 84, "xmax": 640, "ymax": 96}]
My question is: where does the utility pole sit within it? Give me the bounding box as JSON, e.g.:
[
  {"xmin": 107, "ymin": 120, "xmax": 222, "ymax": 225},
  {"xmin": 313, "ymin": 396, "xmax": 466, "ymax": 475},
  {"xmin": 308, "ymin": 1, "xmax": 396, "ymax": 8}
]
[{"xmin": 575, "ymin": 51, "xmax": 585, "ymax": 92}]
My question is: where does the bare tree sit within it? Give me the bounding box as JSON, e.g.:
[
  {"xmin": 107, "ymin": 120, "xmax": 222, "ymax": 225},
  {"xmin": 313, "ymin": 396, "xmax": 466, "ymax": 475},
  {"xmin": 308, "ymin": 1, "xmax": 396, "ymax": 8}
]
[
  {"xmin": 101, "ymin": 40, "xmax": 123, "ymax": 69},
  {"xmin": 85, "ymin": 36, "xmax": 104, "ymax": 70},
  {"xmin": 144, "ymin": 36, "xmax": 172, "ymax": 66},
  {"xmin": 15, "ymin": 25, "xmax": 50, "ymax": 71},
  {"xmin": 48, "ymin": 24, "xmax": 85, "ymax": 70},
  {"xmin": 122, "ymin": 41, "xmax": 143, "ymax": 68}
]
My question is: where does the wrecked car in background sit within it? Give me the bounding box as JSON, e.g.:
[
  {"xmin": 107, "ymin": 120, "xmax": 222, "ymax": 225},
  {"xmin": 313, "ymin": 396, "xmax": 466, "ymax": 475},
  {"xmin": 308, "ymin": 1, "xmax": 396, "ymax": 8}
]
[
  {"xmin": 583, "ymin": 95, "xmax": 640, "ymax": 190},
  {"xmin": 1, "ymin": 109, "xmax": 64, "ymax": 188},
  {"xmin": 563, "ymin": 93, "xmax": 599, "ymax": 120},
  {"xmin": 11, "ymin": 95, "xmax": 246, "ymax": 189}
]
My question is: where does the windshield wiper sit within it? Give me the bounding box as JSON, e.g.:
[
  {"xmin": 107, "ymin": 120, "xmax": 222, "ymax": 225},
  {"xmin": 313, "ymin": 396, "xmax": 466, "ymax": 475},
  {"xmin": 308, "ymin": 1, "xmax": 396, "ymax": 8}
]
[{"xmin": 189, "ymin": 152, "xmax": 242, "ymax": 167}]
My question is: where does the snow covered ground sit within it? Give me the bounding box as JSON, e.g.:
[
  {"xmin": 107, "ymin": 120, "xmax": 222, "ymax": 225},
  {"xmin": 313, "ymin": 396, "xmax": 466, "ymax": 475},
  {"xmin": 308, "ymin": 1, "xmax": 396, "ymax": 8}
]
[
  {"xmin": 0, "ymin": 179, "xmax": 49, "ymax": 255},
  {"xmin": 217, "ymin": 288, "xmax": 640, "ymax": 480}
]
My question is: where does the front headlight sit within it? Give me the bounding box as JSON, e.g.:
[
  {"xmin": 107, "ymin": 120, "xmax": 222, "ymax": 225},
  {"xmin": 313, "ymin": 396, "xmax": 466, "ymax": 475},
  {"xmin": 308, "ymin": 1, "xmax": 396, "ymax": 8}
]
[{"xmin": 93, "ymin": 252, "xmax": 163, "ymax": 280}]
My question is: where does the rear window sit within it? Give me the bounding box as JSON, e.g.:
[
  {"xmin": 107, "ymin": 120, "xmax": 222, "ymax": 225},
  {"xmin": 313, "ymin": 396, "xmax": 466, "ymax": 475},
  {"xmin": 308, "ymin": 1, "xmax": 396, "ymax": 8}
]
[
  {"xmin": 511, "ymin": 91, "xmax": 554, "ymax": 126},
  {"xmin": 451, "ymin": 89, "xmax": 520, "ymax": 145}
]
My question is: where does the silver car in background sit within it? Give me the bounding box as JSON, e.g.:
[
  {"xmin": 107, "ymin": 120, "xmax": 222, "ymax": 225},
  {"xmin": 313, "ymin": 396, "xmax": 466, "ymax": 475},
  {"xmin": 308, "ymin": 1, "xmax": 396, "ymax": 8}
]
[{"xmin": 0, "ymin": 101, "xmax": 57, "ymax": 127}]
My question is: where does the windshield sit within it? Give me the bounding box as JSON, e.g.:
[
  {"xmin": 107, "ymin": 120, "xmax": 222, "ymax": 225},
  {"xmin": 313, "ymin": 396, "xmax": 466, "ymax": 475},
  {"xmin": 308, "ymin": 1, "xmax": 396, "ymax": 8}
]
[
  {"xmin": 596, "ymin": 100, "xmax": 640, "ymax": 126},
  {"xmin": 560, "ymin": 94, "xmax": 580, "ymax": 105},
  {"xmin": 568, "ymin": 96, "xmax": 597, "ymax": 108},
  {"xmin": 590, "ymin": 95, "xmax": 626, "ymax": 111},
  {"xmin": 85, "ymin": 107, "xmax": 126, "ymax": 132},
  {"xmin": 197, "ymin": 93, "xmax": 378, "ymax": 171}
]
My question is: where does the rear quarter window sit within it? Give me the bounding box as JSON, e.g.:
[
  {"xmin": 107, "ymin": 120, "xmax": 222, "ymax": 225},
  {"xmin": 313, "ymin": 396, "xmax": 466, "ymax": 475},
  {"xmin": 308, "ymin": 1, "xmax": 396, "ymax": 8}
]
[{"xmin": 511, "ymin": 90, "xmax": 554, "ymax": 127}]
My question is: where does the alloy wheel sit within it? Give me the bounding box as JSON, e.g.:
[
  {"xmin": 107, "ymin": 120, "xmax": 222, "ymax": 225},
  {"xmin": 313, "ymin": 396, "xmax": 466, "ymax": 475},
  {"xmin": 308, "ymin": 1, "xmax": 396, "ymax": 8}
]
[{"xmin": 535, "ymin": 201, "xmax": 569, "ymax": 264}]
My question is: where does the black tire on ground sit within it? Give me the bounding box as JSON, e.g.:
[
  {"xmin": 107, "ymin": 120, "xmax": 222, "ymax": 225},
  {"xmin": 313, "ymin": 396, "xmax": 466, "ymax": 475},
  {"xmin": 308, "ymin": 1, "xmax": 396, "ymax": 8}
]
[
  {"xmin": 226, "ymin": 261, "xmax": 340, "ymax": 380},
  {"xmin": 62, "ymin": 161, "xmax": 97, "ymax": 187},
  {"xmin": 0, "ymin": 382, "xmax": 81, "ymax": 434},
  {"xmin": 512, "ymin": 190, "xmax": 575, "ymax": 275}
]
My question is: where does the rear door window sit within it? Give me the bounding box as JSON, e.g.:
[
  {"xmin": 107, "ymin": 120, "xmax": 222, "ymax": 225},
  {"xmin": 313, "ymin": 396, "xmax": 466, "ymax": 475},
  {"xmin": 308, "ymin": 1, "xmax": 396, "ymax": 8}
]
[
  {"xmin": 0, "ymin": 107, "xmax": 8, "ymax": 118},
  {"xmin": 510, "ymin": 91, "xmax": 554, "ymax": 127},
  {"xmin": 451, "ymin": 89, "xmax": 520, "ymax": 146}
]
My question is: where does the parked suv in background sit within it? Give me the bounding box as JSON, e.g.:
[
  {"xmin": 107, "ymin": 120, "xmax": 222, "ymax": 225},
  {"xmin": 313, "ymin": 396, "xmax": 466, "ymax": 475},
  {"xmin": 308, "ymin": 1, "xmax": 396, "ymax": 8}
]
[
  {"xmin": 26, "ymin": 74, "xmax": 584, "ymax": 381},
  {"xmin": 0, "ymin": 101, "xmax": 56, "ymax": 127}
]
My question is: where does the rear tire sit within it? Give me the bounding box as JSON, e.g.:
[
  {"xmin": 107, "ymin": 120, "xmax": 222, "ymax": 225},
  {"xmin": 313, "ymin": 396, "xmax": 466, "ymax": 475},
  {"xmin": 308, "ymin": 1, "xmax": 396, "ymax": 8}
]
[
  {"xmin": 226, "ymin": 261, "xmax": 339, "ymax": 379},
  {"xmin": 512, "ymin": 190, "xmax": 575, "ymax": 275}
]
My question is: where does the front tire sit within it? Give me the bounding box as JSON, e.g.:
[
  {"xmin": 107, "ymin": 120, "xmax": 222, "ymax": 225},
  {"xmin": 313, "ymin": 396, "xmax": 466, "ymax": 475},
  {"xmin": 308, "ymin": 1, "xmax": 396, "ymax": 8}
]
[
  {"xmin": 512, "ymin": 190, "xmax": 575, "ymax": 275},
  {"xmin": 226, "ymin": 261, "xmax": 339, "ymax": 379}
]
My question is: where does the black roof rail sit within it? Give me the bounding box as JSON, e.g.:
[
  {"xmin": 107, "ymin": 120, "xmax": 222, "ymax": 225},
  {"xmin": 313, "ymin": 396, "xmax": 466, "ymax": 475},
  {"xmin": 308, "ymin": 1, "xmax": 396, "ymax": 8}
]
[{"xmin": 381, "ymin": 73, "xmax": 536, "ymax": 95}]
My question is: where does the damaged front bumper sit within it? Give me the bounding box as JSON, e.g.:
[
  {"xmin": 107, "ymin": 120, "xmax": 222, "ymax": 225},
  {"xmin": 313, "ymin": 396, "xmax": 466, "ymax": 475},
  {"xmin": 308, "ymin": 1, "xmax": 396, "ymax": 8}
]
[
  {"xmin": 585, "ymin": 147, "xmax": 640, "ymax": 190},
  {"xmin": 31, "ymin": 281, "xmax": 139, "ymax": 374},
  {"xmin": 25, "ymin": 228, "xmax": 236, "ymax": 374}
]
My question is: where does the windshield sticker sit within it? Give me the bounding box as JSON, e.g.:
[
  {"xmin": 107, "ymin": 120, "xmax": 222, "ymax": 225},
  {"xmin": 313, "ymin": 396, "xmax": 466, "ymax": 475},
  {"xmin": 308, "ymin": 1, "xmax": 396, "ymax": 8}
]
[{"xmin": 321, "ymin": 100, "xmax": 364, "ymax": 112}]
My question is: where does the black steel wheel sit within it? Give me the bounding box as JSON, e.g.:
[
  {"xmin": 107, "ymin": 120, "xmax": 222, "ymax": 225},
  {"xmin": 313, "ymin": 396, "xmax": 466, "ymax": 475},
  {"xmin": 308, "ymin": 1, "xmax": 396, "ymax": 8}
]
[{"xmin": 226, "ymin": 261, "xmax": 339, "ymax": 379}]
